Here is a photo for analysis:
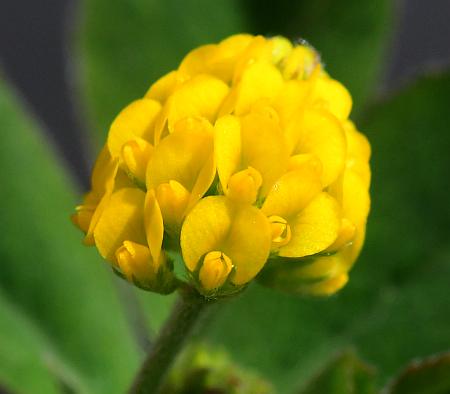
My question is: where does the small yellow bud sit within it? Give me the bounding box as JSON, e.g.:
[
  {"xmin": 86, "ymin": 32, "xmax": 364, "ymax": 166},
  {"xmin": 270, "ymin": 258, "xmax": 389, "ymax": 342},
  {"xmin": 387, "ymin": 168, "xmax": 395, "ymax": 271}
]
[
  {"xmin": 270, "ymin": 36, "xmax": 293, "ymax": 65},
  {"xmin": 268, "ymin": 215, "xmax": 292, "ymax": 248},
  {"xmin": 226, "ymin": 167, "xmax": 262, "ymax": 204},
  {"xmin": 281, "ymin": 44, "xmax": 319, "ymax": 80},
  {"xmin": 121, "ymin": 138, "xmax": 153, "ymax": 182},
  {"xmin": 155, "ymin": 180, "xmax": 190, "ymax": 233},
  {"xmin": 71, "ymin": 204, "xmax": 94, "ymax": 234},
  {"xmin": 115, "ymin": 241, "xmax": 157, "ymax": 284},
  {"xmin": 199, "ymin": 251, "xmax": 233, "ymax": 291}
]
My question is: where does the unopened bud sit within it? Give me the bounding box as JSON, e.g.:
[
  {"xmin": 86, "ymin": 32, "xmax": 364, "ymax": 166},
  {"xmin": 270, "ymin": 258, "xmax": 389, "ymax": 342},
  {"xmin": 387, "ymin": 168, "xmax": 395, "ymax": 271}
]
[
  {"xmin": 280, "ymin": 44, "xmax": 320, "ymax": 80},
  {"xmin": 116, "ymin": 241, "xmax": 157, "ymax": 283},
  {"xmin": 268, "ymin": 215, "xmax": 291, "ymax": 248},
  {"xmin": 271, "ymin": 36, "xmax": 293, "ymax": 65},
  {"xmin": 227, "ymin": 167, "xmax": 262, "ymax": 204},
  {"xmin": 156, "ymin": 180, "xmax": 190, "ymax": 233},
  {"xmin": 115, "ymin": 241, "xmax": 177, "ymax": 294},
  {"xmin": 199, "ymin": 251, "xmax": 233, "ymax": 291},
  {"xmin": 121, "ymin": 138, "xmax": 153, "ymax": 183}
]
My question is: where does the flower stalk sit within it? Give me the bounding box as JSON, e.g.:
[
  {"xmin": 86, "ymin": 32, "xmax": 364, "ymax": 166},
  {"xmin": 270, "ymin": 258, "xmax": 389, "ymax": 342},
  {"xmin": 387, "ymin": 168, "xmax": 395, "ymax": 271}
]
[{"xmin": 129, "ymin": 287, "xmax": 212, "ymax": 393}]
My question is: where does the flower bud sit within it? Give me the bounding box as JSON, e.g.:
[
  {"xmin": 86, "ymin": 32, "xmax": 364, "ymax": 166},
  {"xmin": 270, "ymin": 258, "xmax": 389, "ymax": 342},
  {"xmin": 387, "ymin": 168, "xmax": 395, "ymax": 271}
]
[
  {"xmin": 280, "ymin": 44, "xmax": 320, "ymax": 80},
  {"xmin": 121, "ymin": 137, "xmax": 153, "ymax": 184},
  {"xmin": 115, "ymin": 241, "xmax": 176, "ymax": 294},
  {"xmin": 199, "ymin": 251, "xmax": 233, "ymax": 292},
  {"xmin": 226, "ymin": 167, "xmax": 262, "ymax": 204},
  {"xmin": 71, "ymin": 204, "xmax": 95, "ymax": 236},
  {"xmin": 155, "ymin": 180, "xmax": 190, "ymax": 234},
  {"xmin": 268, "ymin": 215, "xmax": 291, "ymax": 248}
]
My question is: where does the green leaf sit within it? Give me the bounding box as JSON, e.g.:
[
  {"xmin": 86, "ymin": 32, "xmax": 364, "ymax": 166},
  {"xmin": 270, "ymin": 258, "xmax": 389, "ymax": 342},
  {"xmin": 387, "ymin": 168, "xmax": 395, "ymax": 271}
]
[
  {"xmin": 205, "ymin": 73, "xmax": 450, "ymax": 392},
  {"xmin": 384, "ymin": 352, "xmax": 450, "ymax": 394},
  {"xmin": 0, "ymin": 290, "xmax": 59, "ymax": 394},
  {"xmin": 298, "ymin": 350, "xmax": 376, "ymax": 394},
  {"xmin": 0, "ymin": 77, "xmax": 141, "ymax": 393},
  {"xmin": 241, "ymin": 0, "xmax": 394, "ymax": 114},
  {"xmin": 75, "ymin": 0, "xmax": 247, "ymax": 147}
]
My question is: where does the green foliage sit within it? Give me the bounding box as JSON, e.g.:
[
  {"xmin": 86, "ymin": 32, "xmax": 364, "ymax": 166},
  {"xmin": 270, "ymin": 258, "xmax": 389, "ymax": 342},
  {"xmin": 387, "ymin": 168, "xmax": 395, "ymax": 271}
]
[
  {"xmin": 0, "ymin": 79, "xmax": 141, "ymax": 393},
  {"xmin": 384, "ymin": 352, "xmax": 450, "ymax": 394},
  {"xmin": 298, "ymin": 350, "xmax": 376, "ymax": 394}
]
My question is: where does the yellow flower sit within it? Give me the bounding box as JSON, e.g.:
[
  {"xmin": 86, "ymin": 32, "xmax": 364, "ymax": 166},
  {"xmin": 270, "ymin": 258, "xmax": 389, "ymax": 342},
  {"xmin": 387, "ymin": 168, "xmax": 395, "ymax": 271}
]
[{"xmin": 73, "ymin": 34, "xmax": 371, "ymax": 297}]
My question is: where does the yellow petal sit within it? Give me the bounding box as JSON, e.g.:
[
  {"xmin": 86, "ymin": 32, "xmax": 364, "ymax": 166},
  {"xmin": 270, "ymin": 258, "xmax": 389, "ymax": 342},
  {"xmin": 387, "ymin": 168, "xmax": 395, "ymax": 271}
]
[
  {"xmin": 272, "ymin": 80, "xmax": 312, "ymax": 129},
  {"xmin": 223, "ymin": 204, "xmax": 271, "ymax": 285},
  {"xmin": 147, "ymin": 117, "xmax": 215, "ymax": 208},
  {"xmin": 144, "ymin": 189, "xmax": 164, "ymax": 263},
  {"xmin": 240, "ymin": 111, "xmax": 289, "ymax": 196},
  {"xmin": 181, "ymin": 196, "xmax": 233, "ymax": 272},
  {"xmin": 262, "ymin": 164, "xmax": 322, "ymax": 219},
  {"xmin": 226, "ymin": 61, "xmax": 284, "ymax": 116},
  {"xmin": 214, "ymin": 115, "xmax": 242, "ymax": 191},
  {"xmin": 180, "ymin": 196, "xmax": 271, "ymax": 285},
  {"xmin": 90, "ymin": 145, "xmax": 118, "ymax": 198},
  {"xmin": 344, "ymin": 120, "xmax": 371, "ymax": 188},
  {"xmin": 155, "ymin": 75, "xmax": 229, "ymax": 141},
  {"xmin": 178, "ymin": 44, "xmax": 217, "ymax": 77},
  {"xmin": 279, "ymin": 192, "xmax": 341, "ymax": 257},
  {"xmin": 179, "ymin": 37, "xmax": 255, "ymax": 83},
  {"xmin": 311, "ymin": 76, "xmax": 352, "ymax": 120},
  {"xmin": 304, "ymin": 273, "xmax": 349, "ymax": 296},
  {"xmin": 94, "ymin": 188, "xmax": 146, "ymax": 262},
  {"xmin": 108, "ymin": 99, "xmax": 161, "ymax": 157},
  {"xmin": 289, "ymin": 109, "xmax": 346, "ymax": 186},
  {"xmin": 210, "ymin": 34, "xmax": 254, "ymax": 82},
  {"xmin": 342, "ymin": 169, "xmax": 371, "ymax": 229},
  {"xmin": 232, "ymin": 35, "xmax": 272, "ymax": 83},
  {"xmin": 187, "ymin": 150, "xmax": 216, "ymax": 212},
  {"xmin": 145, "ymin": 71, "xmax": 188, "ymax": 103},
  {"xmin": 324, "ymin": 218, "xmax": 356, "ymax": 252}
]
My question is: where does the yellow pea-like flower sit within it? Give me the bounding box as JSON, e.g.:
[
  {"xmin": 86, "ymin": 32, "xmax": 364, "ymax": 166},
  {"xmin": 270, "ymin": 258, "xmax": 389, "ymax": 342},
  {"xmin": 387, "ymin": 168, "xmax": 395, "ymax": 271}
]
[{"xmin": 73, "ymin": 34, "xmax": 371, "ymax": 297}]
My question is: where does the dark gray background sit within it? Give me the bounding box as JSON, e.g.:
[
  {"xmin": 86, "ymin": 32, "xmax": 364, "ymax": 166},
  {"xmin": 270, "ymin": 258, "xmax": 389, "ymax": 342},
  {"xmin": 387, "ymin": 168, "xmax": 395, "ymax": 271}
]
[{"xmin": 0, "ymin": 0, "xmax": 449, "ymax": 188}]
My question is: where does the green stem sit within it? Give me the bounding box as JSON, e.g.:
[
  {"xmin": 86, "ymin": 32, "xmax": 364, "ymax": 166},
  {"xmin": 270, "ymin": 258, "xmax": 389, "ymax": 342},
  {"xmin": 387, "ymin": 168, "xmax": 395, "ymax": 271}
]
[{"xmin": 129, "ymin": 287, "xmax": 211, "ymax": 394}]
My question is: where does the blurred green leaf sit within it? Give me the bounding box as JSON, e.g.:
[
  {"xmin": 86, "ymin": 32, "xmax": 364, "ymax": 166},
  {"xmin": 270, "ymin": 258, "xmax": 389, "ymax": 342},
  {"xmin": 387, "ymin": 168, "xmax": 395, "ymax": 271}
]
[
  {"xmin": 75, "ymin": 0, "xmax": 247, "ymax": 147},
  {"xmin": 241, "ymin": 0, "xmax": 394, "ymax": 114},
  {"xmin": 298, "ymin": 350, "xmax": 376, "ymax": 394},
  {"xmin": 0, "ymin": 290, "xmax": 59, "ymax": 393},
  {"xmin": 205, "ymin": 73, "xmax": 450, "ymax": 392},
  {"xmin": 384, "ymin": 352, "xmax": 450, "ymax": 394},
  {"xmin": 0, "ymin": 78, "xmax": 141, "ymax": 393}
]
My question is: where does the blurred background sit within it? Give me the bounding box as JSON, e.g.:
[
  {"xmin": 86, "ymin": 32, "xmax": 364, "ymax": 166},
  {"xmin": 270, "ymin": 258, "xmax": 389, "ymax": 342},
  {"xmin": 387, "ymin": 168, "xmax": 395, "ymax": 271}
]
[{"xmin": 0, "ymin": 0, "xmax": 449, "ymax": 393}]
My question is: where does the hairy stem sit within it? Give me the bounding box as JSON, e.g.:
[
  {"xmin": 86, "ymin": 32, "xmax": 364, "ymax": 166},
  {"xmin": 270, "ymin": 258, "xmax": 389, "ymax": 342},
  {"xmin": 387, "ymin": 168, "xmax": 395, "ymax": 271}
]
[{"xmin": 129, "ymin": 287, "xmax": 212, "ymax": 393}]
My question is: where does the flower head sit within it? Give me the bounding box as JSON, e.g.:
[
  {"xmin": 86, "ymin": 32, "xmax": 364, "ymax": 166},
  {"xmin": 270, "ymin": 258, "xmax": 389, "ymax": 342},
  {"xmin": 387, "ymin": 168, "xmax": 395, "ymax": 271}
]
[{"xmin": 72, "ymin": 34, "xmax": 370, "ymax": 297}]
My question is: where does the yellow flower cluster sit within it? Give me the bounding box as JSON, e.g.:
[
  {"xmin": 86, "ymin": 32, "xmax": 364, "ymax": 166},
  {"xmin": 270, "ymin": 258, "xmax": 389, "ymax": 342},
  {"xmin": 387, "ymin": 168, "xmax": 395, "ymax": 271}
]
[{"xmin": 72, "ymin": 34, "xmax": 370, "ymax": 297}]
